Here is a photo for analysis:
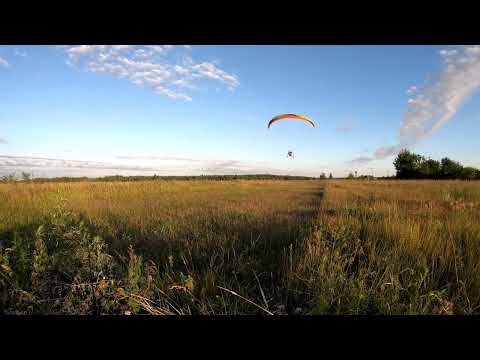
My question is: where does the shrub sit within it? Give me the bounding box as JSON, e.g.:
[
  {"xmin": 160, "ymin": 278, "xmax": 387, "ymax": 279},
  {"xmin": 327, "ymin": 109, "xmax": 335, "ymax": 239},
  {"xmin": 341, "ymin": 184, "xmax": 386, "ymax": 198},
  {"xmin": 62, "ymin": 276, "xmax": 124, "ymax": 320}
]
[{"xmin": 0, "ymin": 207, "xmax": 118, "ymax": 314}]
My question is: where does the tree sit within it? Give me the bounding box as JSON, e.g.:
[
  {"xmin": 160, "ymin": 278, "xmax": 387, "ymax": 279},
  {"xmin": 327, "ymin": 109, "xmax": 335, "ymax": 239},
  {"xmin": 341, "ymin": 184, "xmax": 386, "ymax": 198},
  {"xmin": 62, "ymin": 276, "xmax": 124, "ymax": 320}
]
[
  {"xmin": 419, "ymin": 158, "xmax": 441, "ymax": 179},
  {"xmin": 1, "ymin": 173, "xmax": 17, "ymax": 182},
  {"xmin": 347, "ymin": 172, "xmax": 355, "ymax": 179},
  {"xmin": 319, "ymin": 173, "xmax": 327, "ymax": 179},
  {"xmin": 440, "ymin": 157, "xmax": 463, "ymax": 179},
  {"xmin": 393, "ymin": 149, "xmax": 424, "ymax": 179},
  {"xmin": 21, "ymin": 172, "xmax": 32, "ymax": 181},
  {"xmin": 392, "ymin": 150, "xmax": 479, "ymax": 180},
  {"xmin": 461, "ymin": 167, "xmax": 477, "ymax": 180},
  {"xmin": 329, "ymin": 173, "xmax": 333, "ymax": 179}
]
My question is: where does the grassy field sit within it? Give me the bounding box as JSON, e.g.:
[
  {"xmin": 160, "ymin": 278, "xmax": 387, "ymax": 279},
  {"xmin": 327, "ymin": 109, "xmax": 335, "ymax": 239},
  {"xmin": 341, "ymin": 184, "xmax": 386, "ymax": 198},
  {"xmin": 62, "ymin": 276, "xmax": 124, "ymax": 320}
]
[{"xmin": 1, "ymin": 179, "xmax": 480, "ymax": 314}]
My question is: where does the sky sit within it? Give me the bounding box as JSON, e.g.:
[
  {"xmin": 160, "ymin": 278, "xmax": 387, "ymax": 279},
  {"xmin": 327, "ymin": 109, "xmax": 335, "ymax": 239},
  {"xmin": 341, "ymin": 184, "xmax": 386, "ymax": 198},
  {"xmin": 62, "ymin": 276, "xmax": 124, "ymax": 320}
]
[{"xmin": 1, "ymin": 45, "xmax": 480, "ymax": 178}]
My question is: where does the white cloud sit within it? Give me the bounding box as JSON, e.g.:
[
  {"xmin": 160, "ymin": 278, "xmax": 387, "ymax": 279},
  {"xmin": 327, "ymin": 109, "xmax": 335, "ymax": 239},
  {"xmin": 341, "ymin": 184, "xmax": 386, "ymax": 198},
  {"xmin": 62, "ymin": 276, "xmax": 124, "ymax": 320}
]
[
  {"xmin": 0, "ymin": 154, "xmax": 316, "ymax": 178},
  {"xmin": 61, "ymin": 45, "xmax": 239, "ymax": 101},
  {"xmin": 0, "ymin": 138, "xmax": 7, "ymax": 143},
  {"xmin": 406, "ymin": 85, "xmax": 417, "ymax": 95},
  {"xmin": 67, "ymin": 45, "xmax": 99, "ymax": 62},
  {"xmin": 373, "ymin": 145, "xmax": 403, "ymax": 159},
  {"xmin": 399, "ymin": 45, "xmax": 480, "ymax": 147},
  {"xmin": 144, "ymin": 45, "xmax": 174, "ymax": 54},
  {"xmin": 134, "ymin": 49, "xmax": 152, "ymax": 58},
  {"xmin": 171, "ymin": 79, "xmax": 195, "ymax": 89},
  {"xmin": 174, "ymin": 64, "xmax": 190, "ymax": 75},
  {"xmin": 154, "ymin": 86, "xmax": 192, "ymax": 101},
  {"xmin": 350, "ymin": 45, "xmax": 480, "ymax": 164},
  {"xmin": 116, "ymin": 155, "xmax": 202, "ymax": 162},
  {"xmin": 0, "ymin": 155, "xmax": 161, "ymax": 172},
  {"xmin": 110, "ymin": 45, "xmax": 133, "ymax": 51},
  {"xmin": 192, "ymin": 62, "xmax": 240, "ymax": 89},
  {"xmin": 0, "ymin": 56, "xmax": 9, "ymax": 68},
  {"xmin": 439, "ymin": 49, "xmax": 458, "ymax": 58},
  {"xmin": 200, "ymin": 160, "xmax": 266, "ymax": 174},
  {"xmin": 14, "ymin": 48, "xmax": 27, "ymax": 57},
  {"xmin": 66, "ymin": 45, "xmax": 133, "ymax": 63},
  {"xmin": 116, "ymin": 154, "xmax": 316, "ymax": 176}
]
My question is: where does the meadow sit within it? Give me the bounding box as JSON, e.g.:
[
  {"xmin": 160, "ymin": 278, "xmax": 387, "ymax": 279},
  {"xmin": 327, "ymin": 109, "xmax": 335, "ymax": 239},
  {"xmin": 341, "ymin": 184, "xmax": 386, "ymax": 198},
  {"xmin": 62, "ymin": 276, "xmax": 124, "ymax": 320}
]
[{"xmin": 1, "ymin": 179, "xmax": 479, "ymax": 314}]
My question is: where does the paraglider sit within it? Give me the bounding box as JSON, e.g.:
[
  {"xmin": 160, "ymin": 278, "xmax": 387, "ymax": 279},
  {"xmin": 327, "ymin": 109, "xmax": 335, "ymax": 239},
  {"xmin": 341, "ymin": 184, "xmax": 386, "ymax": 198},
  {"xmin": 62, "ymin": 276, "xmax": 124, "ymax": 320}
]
[
  {"xmin": 267, "ymin": 114, "xmax": 315, "ymax": 129},
  {"xmin": 268, "ymin": 114, "xmax": 315, "ymax": 159}
]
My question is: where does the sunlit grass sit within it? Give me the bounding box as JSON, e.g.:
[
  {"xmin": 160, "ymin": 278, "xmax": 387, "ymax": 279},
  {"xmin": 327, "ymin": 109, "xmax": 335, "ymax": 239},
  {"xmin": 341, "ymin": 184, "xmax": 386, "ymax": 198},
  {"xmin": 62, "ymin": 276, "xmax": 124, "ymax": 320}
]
[
  {"xmin": 290, "ymin": 180, "xmax": 480, "ymax": 314},
  {"xmin": 1, "ymin": 179, "xmax": 480, "ymax": 314}
]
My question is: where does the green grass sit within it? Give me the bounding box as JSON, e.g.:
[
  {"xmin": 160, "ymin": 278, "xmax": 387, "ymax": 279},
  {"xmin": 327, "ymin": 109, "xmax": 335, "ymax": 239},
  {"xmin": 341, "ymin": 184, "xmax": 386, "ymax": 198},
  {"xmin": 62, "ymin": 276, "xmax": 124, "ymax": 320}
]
[{"xmin": 1, "ymin": 179, "xmax": 480, "ymax": 314}]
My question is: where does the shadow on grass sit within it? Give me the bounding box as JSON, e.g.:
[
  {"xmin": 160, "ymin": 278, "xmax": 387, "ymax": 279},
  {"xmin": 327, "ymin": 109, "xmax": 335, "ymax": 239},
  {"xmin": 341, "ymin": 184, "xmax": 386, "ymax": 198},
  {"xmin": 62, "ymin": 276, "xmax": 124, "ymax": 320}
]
[
  {"xmin": 0, "ymin": 187, "xmax": 325, "ymax": 314},
  {"xmin": 83, "ymin": 188, "xmax": 325, "ymax": 283}
]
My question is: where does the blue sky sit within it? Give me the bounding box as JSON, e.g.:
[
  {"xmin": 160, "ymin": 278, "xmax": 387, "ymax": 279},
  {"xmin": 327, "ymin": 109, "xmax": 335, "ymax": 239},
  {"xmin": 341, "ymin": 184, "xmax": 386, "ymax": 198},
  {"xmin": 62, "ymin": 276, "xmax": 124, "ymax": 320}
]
[{"xmin": 1, "ymin": 45, "xmax": 480, "ymax": 177}]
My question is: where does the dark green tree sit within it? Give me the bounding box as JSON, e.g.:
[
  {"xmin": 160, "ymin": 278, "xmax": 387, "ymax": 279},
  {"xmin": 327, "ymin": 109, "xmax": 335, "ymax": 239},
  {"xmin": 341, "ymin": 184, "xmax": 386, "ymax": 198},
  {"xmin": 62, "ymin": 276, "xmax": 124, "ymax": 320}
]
[
  {"xmin": 393, "ymin": 149, "xmax": 424, "ymax": 179},
  {"xmin": 22, "ymin": 172, "xmax": 33, "ymax": 181},
  {"xmin": 440, "ymin": 157, "xmax": 464, "ymax": 179},
  {"xmin": 419, "ymin": 158, "xmax": 441, "ymax": 179},
  {"xmin": 461, "ymin": 167, "xmax": 477, "ymax": 180}
]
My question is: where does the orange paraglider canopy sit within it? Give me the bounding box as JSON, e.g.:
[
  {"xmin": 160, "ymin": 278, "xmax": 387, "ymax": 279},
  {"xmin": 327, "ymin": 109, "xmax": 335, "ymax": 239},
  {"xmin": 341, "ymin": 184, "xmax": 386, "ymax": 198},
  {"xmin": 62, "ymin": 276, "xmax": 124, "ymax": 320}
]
[{"xmin": 267, "ymin": 114, "xmax": 315, "ymax": 129}]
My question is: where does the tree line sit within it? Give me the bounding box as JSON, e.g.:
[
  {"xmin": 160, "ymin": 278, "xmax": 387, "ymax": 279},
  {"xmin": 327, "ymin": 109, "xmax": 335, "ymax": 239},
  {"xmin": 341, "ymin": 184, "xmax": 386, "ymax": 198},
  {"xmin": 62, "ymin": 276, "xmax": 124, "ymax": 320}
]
[
  {"xmin": 393, "ymin": 149, "xmax": 480, "ymax": 180},
  {"xmin": 1, "ymin": 173, "xmax": 317, "ymax": 183}
]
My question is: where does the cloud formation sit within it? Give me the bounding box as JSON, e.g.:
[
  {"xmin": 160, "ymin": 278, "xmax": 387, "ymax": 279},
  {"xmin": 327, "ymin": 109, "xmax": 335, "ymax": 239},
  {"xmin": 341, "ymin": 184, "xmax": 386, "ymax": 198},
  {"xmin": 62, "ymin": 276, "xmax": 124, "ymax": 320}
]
[
  {"xmin": 398, "ymin": 45, "xmax": 480, "ymax": 147},
  {"xmin": 349, "ymin": 45, "xmax": 480, "ymax": 164},
  {"xmin": 62, "ymin": 45, "xmax": 239, "ymax": 101},
  {"xmin": 201, "ymin": 160, "xmax": 262, "ymax": 174},
  {"xmin": 0, "ymin": 155, "xmax": 161, "ymax": 172},
  {"xmin": 0, "ymin": 138, "xmax": 6, "ymax": 144},
  {"xmin": 346, "ymin": 156, "xmax": 374, "ymax": 165},
  {"xmin": 0, "ymin": 153, "xmax": 318, "ymax": 178},
  {"xmin": 115, "ymin": 155, "xmax": 203, "ymax": 162},
  {"xmin": 116, "ymin": 154, "xmax": 279, "ymax": 175},
  {"xmin": 0, "ymin": 56, "xmax": 9, "ymax": 68}
]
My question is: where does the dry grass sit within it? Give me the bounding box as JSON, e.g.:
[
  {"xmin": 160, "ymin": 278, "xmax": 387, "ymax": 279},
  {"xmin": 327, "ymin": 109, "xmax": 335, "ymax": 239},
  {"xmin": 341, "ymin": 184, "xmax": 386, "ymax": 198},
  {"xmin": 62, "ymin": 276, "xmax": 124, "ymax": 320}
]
[
  {"xmin": 1, "ymin": 179, "xmax": 480, "ymax": 314},
  {"xmin": 289, "ymin": 180, "xmax": 480, "ymax": 314},
  {"xmin": 0, "ymin": 180, "xmax": 321, "ymax": 248}
]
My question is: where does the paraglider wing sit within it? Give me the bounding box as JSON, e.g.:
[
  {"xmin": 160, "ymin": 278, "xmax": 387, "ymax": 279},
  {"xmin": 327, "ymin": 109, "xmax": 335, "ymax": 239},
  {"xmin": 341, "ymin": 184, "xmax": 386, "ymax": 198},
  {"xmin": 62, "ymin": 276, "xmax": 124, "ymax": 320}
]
[{"xmin": 268, "ymin": 114, "xmax": 315, "ymax": 129}]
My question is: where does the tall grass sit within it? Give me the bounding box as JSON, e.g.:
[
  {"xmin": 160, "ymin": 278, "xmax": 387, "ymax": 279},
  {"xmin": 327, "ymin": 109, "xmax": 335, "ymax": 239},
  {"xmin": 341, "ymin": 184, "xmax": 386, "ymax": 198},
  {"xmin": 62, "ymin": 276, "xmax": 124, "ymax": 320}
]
[
  {"xmin": 1, "ymin": 179, "xmax": 479, "ymax": 314},
  {"xmin": 289, "ymin": 180, "xmax": 480, "ymax": 314}
]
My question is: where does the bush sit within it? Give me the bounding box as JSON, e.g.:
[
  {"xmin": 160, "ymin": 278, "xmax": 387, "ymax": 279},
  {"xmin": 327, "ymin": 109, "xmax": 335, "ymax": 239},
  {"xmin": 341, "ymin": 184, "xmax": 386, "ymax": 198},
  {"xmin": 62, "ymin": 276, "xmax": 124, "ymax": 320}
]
[
  {"xmin": 0, "ymin": 207, "xmax": 120, "ymax": 314},
  {"xmin": 0, "ymin": 207, "xmax": 229, "ymax": 314}
]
